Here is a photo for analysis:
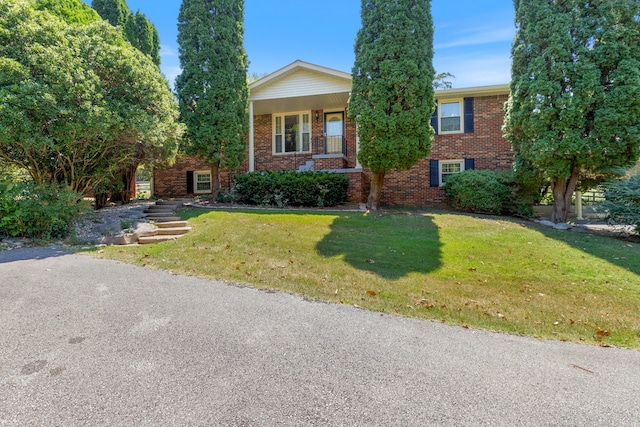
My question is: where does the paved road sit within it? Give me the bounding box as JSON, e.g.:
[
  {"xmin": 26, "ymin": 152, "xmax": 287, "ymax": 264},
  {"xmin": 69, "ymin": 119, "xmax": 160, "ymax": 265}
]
[{"xmin": 1, "ymin": 248, "xmax": 639, "ymax": 426}]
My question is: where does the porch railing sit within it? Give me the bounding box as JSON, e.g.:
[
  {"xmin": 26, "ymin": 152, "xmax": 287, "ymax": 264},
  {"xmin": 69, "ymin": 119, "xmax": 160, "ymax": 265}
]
[{"xmin": 314, "ymin": 136, "xmax": 346, "ymax": 156}]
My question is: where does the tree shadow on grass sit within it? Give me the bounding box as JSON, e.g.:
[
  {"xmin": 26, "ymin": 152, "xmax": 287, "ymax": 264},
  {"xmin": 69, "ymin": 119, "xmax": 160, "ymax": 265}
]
[
  {"xmin": 315, "ymin": 211, "xmax": 442, "ymax": 280},
  {"xmin": 179, "ymin": 206, "xmax": 443, "ymax": 280}
]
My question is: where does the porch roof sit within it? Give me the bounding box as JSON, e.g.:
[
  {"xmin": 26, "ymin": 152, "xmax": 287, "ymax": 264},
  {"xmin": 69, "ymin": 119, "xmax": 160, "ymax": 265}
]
[{"xmin": 249, "ymin": 60, "xmax": 351, "ymax": 115}]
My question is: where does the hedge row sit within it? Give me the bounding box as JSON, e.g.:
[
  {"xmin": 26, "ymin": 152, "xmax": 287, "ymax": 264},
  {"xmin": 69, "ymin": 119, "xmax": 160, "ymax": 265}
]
[{"xmin": 232, "ymin": 171, "xmax": 349, "ymax": 208}]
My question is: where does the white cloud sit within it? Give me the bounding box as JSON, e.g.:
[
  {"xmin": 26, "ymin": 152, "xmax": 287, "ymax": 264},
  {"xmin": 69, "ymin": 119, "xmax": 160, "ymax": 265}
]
[
  {"xmin": 160, "ymin": 44, "xmax": 178, "ymax": 57},
  {"xmin": 161, "ymin": 65, "xmax": 182, "ymax": 88},
  {"xmin": 435, "ymin": 27, "xmax": 515, "ymax": 50},
  {"xmin": 434, "ymin": 54, "xmax": 512, "ymax": 87}
]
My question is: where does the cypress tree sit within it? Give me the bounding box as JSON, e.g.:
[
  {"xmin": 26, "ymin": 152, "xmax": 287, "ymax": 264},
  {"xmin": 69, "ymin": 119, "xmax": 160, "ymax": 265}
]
[
  {"xmin": 91, "ymin": 0, "xmax": 128, "ymax": 27},
  {"xmin": 176, "ymin": 0, "xmax": 249, "ymax": 198},
  {"xmin": 504, "ymin": 0, "xmax": 640, "ymax": 223},
  {"xmin": 348, "ymin": 0, "xmax": 435, "ymax": 210}
]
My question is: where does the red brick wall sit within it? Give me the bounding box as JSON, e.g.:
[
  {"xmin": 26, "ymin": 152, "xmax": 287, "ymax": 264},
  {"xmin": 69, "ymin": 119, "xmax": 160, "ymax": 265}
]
[
  {"xmin": 153, "ymin": 155, "xmax": 249, "ymax": 198},
  {"xmin": 380, "ymin": 94, "xmax": 513, "ymax": 207},
  {"xmin": 153, "ymin": 94, "xmax": 512, "ymax": 206}
]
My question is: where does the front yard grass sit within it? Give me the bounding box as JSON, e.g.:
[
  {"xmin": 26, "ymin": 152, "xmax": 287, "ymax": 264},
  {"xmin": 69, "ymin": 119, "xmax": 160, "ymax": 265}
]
[{"xmin": 90, "ymin": 208, "xmax": 640, "ymax": 349}]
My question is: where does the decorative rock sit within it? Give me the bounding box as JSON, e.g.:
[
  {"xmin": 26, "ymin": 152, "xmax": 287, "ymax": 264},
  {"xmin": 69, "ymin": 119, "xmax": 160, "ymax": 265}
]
[
  {"xmin": 539, "ymin": 220, "xmax": 556, "ymax": 228},
  {"xmin": 553, "ymin": 223, "xmax": 572, "ymax": 230}
]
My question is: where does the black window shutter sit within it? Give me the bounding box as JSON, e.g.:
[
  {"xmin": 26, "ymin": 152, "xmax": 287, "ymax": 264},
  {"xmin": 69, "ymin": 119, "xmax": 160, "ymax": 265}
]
[
  {"xmin": 430, "ymin": 105, "xmax": 438, "ymax": 135},
  {"xmin": 429, "ymin": 159, "xmax": 440, "ymax": 187},
  {"xmin": 186, "ymin": 171, "xmax": 194, "ymax": 193},
  {"xmin": 464, "ymin": 97, "xmax": 474, "ymax": 133},
  {"xmin": 465, "ymin": 158, "xmax": 475, "ymax": 171}
]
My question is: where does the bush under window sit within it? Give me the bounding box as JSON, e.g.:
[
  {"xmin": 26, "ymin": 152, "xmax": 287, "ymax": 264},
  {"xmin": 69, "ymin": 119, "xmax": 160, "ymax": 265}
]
[{"xmin": 233, "ymin": 171, "xmax": 349, "ymax": 208}]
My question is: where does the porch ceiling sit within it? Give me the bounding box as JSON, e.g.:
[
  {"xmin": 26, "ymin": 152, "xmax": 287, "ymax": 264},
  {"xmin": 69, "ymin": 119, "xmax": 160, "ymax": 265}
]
[{"xmin": 250, "ymin": 92, "xmax": 350, "ymax": 115}]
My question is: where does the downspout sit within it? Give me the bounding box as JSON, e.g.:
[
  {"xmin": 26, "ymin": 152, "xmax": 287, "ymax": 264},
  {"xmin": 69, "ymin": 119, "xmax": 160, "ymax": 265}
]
[{"xmin": 249, "ymin": 101, "xmax": 255, "ymax": 172}]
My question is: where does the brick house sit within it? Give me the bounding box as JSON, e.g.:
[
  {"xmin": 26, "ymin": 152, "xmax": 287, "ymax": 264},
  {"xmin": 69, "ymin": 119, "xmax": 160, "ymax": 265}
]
[{"xmin": 153, "ymin": 60, "xmax": 513, "ymax": 207}]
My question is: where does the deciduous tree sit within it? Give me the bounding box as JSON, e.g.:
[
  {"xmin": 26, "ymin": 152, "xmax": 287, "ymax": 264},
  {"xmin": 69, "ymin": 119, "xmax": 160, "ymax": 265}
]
[
  {"xmin": 348, "ymin": 0, "xmax": 435, "ymax": 210},
  {"xmin": 0, "ymin": 0, "xmax": 181, "ymax": 207},
  {"xmin": 176, "ymin": 0, "xmax": 249, "ymax": 198},
  {"xmin": 503, "ymin": 0, "xmax": 640, "ymax": 223}
]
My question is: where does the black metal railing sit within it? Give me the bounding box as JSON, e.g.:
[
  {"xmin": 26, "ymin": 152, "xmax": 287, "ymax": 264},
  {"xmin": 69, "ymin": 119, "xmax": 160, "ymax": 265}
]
[{"xmin": 314, "ymin": 136, "xmax": 346, "ymax": 156}]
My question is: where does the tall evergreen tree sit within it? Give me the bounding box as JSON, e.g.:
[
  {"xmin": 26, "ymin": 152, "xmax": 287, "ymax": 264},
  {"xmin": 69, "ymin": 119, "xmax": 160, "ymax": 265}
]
[
  {"xmin": 92, "ymin": 0, "xmax": 160, "ymax": 66},
  {"xmin": 91, "ymin": 0, "xmax": 128, "ymax": 27},
  {"xmin": 503, "ymin": 0, "xmax": 640, "ymax": 223},
  {"xmin": 176, "ymin": 0, "xmax": 249, "ymax": 197},
  {"xmin": 348, "ymin": 0, "xmax": 435, "ymax": 210}
]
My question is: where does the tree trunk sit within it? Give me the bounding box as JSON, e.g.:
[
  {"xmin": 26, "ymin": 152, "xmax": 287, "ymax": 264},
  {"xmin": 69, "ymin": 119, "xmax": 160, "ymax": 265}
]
[
  {"xmin": 211, "ymin": 160, "xmax": 221, "ymax": 200},
  {"xmin": 366, "ymin": 171, "xmax": 385, "ymax": 211},
  {"xmin": 551, "ymin": 167, "xmax": 580, "ymax": 223},
  {"xmin": 94, "ymin": 193, "xmax": 109, "ymax": 210}
]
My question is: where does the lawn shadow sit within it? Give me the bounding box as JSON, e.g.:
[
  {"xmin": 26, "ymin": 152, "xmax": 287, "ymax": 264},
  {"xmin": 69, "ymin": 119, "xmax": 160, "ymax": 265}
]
[
  {"xmin": 315, "ymin": 211, "xmax": 443, "ymax": 280},
  {"xmin": 178, "ymin": 206, "xmax": 443, "ymax": 280}
]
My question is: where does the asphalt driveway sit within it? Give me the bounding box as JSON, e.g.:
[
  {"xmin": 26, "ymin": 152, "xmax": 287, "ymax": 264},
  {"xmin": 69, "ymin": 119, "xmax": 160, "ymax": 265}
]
[{"xmin": 1, "ymin": 248, "xmax": 639, "ymax": 426}]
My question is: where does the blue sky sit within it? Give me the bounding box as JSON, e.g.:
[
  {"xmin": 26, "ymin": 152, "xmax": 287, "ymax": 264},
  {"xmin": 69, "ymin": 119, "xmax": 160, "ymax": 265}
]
[{"xmin": 84, "ymin": 0, "xmax": 516, "ymax": 89}]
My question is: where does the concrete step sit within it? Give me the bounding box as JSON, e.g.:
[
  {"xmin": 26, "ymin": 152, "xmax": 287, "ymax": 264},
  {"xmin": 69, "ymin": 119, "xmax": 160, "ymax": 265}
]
[
  {"xmin": 144, "ymin": 211, "xmax": 177, "ymax": 217},
  {"xmin": 155, "ymin": 200, "xmax": 183, "ymax": 207},
  {"xmin": 144, "ymin": 207, "xmax": 176, "ymax": 213},
  {"xmin": 154, "ymin": 221, "xmax": 188, "ymax": 228},
  {"xmin": 156, "ymin": 227, "xmax": 192, "ymax": 236},
  {"xmin": 148, "ymin": 216, "xmax": 182, "ymax": 222},
  {"xmin": 138, "ymin": 234, "xmax": 185, "ymax": 245}
]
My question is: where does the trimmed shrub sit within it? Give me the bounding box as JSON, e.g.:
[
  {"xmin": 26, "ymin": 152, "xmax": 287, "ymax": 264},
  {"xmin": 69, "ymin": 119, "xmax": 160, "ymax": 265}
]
[
  {"xmin": 601, "ymin": 174, "xmax": 640, "ymax": 230},
  {"xmin": 233, "ymin": 171, "xmax": 349, "ymax": 208},
  {"xmin": 0, "ymin": 178, "xmax": 89, "ymax": 239},
  {"xmin": 444, "ymin": 169, "xmax": 510, "ymax": 214}
]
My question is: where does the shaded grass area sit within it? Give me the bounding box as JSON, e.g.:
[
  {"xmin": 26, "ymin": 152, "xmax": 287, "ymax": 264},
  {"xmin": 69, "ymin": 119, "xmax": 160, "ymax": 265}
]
[{"xmin": 89, "ymin": 208, "xmax": 640, "ymax": 349}]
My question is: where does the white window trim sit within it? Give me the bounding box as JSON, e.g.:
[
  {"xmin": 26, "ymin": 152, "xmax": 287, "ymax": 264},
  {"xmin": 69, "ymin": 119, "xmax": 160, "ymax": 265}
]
[
  {"xmin": 439, "ymin": 159, "xmax": 465, "ymax": 186},
  {"xmin": 438, "ymin": 99, "xmax": 464, "ymax": 135},
  {"xmin": 194, "ymin": 170, "xmax": 212, "ymax": 194},
  {"xmin": 272, "ymin": 111, "xmax": 312, "ymax": 155}
]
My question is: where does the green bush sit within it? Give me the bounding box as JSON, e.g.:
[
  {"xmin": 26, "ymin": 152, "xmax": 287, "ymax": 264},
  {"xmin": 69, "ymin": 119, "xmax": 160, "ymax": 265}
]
[
  {"xmin": 444, "ymin": 169, "xmax": 510, "ymax": 214},
  {"xmin": 444, "ymin": 169, "xmax": 538, "ymax": 217},
  {"xmin": 233, "ymin": 171, "xmax": 349, "ymax": 208},
  {"xmin": 0, "ymin": 179, "xmax": 89, "ymax": 239},
  {"xmin": 601, "ymin": 174, "xmax": 640, "ymax": 230}
]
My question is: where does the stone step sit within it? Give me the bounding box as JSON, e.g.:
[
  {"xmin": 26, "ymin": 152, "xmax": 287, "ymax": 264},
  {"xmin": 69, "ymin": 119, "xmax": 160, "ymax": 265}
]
[
  {"xmin": 155, "ymin": 200, "xmax": 183, "ymax": 207},
  {"xmin": 144, "ymin": 207, "xmax": 176, "ymax": 213},
  {"xmin": 154, "ymin": 221, "xmax": 188, "ymax": 228},
  {"xmin": 155, "ymin": 227, "xmax": 192, "ymax": 236},
  {"xmin": 138, "ymin": 234, "xmax": 185, "ymax": 245},
  {"xmin": 144, "ymin": 211, "xmax": 176, "ymax": 217},
  {"xmin": 148, "ymin": 216, "xmax": 182, "ymax": 222}
]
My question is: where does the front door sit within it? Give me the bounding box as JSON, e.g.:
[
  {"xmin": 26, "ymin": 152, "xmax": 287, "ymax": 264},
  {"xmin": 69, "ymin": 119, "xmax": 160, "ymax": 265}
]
[{"xmin": 324, "ymin": 112, "xmax": 344, "ymax": 154}]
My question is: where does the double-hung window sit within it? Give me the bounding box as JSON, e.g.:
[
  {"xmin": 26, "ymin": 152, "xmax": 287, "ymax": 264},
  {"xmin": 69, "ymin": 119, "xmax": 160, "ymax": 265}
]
[
  {"xmin": 439, "ymin": 160, "xmax": 464, "ymax": 185},
  {"xmin": 274, "ymin": 112, "xmax": 311, "ymax": 154},
  {"xmin": 194, "ymin": 170, "xmax": 212, "ymax": 194},
  {"xmin": 439, "ymin": 100, "xmax": 463, "ymax": 134}
]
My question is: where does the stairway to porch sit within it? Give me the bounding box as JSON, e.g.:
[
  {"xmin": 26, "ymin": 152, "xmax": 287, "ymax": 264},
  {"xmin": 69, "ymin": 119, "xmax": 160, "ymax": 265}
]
[{"xmin": 140, "ymin": 200, "xmax": 192, "ymax": 244}]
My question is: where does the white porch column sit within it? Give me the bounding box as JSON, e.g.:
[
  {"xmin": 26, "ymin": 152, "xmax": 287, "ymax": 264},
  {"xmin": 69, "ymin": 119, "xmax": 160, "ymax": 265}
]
[
  {"xmin": 249, "ymin": 101, "xmax": 255, "ymax": 172},
  {"xmin": 575, "ymin": 190, "xmax": 584, "ymax": 220}
]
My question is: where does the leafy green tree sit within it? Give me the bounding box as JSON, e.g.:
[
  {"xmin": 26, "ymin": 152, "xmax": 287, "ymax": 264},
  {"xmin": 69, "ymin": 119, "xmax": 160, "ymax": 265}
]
[
  {"xmin": 601, "ymin": 173, "xmax": 640, "ymax": 232},
  {"xmin": 33, "ymin": 0, "xmax": 101, "ymax": 25},
  {"xmin": 348, "ymin": 0, "xmax": 435, "ymax": 210},
  {"xmin": 503, "ymin": 0, "xmax": 640, "ymax": 223},
  {"xmin": 433, "ymin": 71, "xmax": 455, "ymax": 90},
  {"xmin": 0, "ymin": 0, "xmax": 181, "ymax": 208},
  {"xmin": 176, "ymin": 0, "xmax": 249, "ymax": 198}
]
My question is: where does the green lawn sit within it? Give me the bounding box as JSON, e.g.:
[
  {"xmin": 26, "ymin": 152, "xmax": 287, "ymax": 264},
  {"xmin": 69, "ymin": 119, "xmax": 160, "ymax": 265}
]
[{"xmin": 90, "ymin": 207, "xmax": 640, "ymax": 349}]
